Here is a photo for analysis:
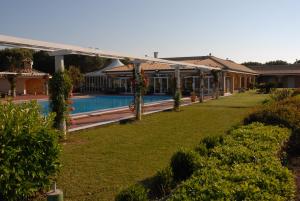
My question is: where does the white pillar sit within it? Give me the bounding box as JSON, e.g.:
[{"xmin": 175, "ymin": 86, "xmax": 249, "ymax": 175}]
[
  {"xmin": 55, "ymin": 55, "xmax": 65, "ymax": 72},
  {"xmin": 231, "ymin": 75, "xmax": 235, "ymax": 93},
  {"xmin": 199, "ymin": 71, "xmax": 204, "ymax": 102}
]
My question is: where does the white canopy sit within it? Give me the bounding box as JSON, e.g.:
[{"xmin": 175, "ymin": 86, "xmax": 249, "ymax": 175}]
[{"xmin": 85, "ymin": 59, "xmax": 125, "ymax": 77}]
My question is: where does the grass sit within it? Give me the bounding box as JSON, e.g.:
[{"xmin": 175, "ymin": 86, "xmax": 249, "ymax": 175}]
[{"xmin": 57, "ymin": 91, "xmax": 266, "ymax": 201}]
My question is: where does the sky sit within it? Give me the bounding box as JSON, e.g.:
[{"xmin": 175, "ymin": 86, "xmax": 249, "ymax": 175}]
[{"xmin": 0, "ymin": 0, "xmax": 299, "ymax": 63}]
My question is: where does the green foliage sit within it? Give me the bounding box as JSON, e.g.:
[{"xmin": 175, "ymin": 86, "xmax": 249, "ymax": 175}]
[
  {"xmin": 64, "ymin": 55, "xmax": 110, "ymax": 73},
  {"xmin": 202, "ymin": 135, "xmax": 224, "ymax": 149},
  {"xmin": 33, "ymin": 50, "xmax": 55, "ymax": 74},
  {"xmin": 115, "ymin": 184, "xmax": 148, "ymax": 201},
  {"xmin": 0, "ymin": 101, "xmax": 60, "ymax": 201},
  {"xmin": 151, "ymin": 167, "xmax": 174, "ymax": 197},
  {"xmin": 245, "ymin": 96, "xmax": 300, "ymax": 130},
  {"xmin": 256, "ymin": 82, "xmax": 276, "ymax": 94},
  {"xmin": 66, "ymin": 65, "xmax": 84, "ymax": 92},
  {"xmin": 168, "ymin": 123, "xmax": 295, "ymax": 201},
  {"xmin": 170, "ymin": 149, "xmax": 202, "ymax": 182},
  {"xmin": 49, "ymin": 72, "xmax": 73, "ymax": 130},
  {"xmin": 0, "ymin": 48, "xmax": 33, "ymax": 71},
  {"xmin": 265, "ymin": 60, "xmax": 288, "ymax": 65},
  {"xmin": 173, "ymin": 90, "xmax": 182, "ymax": 111},
  {"xmin": 292, "ymin": 88, "xmax": 300, "ymax": 97},
  {"xmin": 241, "ymin": 61, "xmax": 263, "ymax": 66},
  {"xmin": 270, "ymin": 88, "xmax": 293, "ymax": 102}
]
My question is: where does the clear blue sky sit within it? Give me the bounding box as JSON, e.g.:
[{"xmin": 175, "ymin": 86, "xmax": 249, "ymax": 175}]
[{"xmin": 0, "ymin": 0, "xmax": 299, "ymax": 63}]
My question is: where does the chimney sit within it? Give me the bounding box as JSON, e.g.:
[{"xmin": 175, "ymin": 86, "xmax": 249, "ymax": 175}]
[{"xmin": 154, "ymin": 52, "xmax": 158, "ymax": 58}]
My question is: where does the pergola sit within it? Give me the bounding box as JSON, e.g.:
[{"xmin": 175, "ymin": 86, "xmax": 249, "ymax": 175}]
[{"xmin": 0, "ymin": 34, "xmax": 220, "ymax": 130}]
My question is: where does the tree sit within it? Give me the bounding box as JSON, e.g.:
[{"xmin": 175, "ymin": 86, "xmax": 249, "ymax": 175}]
[
  {"xmin": 66, "ymin": 65, "xmax": 84, "ymax": 92},
  {"xmin": 0, "ymin": 48, "xmax": 33, "ymax": 72},
  {"xmin": 64, "ymin": 55, "xmax": 110, "ymax": 73},
  {"xmin": 295, "ymin": 59, "xmax": 300, "ymax": 64},
  {"xmin": 241, "ymin": 61, "xmax": 263, "ymax": 67},
  {"xmin": 265, "ymin": 60, "xmax": 288, "ymax": 65},
  {"xmin": 33, "ymin": 50, "xmax": 55, "ymax": 74}
]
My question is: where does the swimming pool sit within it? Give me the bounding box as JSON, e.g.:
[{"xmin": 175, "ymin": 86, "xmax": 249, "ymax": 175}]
[{"xmin": 39, "ymin": 95, "xmax": 172, "ymax": 115}]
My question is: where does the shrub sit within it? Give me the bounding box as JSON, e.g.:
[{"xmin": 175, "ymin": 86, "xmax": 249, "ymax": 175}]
[
  {"xmin": 151, "ymin": 167, "xmax": 174, "ymax": 197},
  {"xmin": 245, "ymin": 97, "xmax": 300, "ymax": 129},
  {"xmin": 168, "ymin": 123, "xmax": 295, "ymax": 201},
  {"xmin": 270, "ymin": 88, "xmax": 293, "ymax": 102},
  {"xmin": 170, "ymin": 149, "xmax": 202, "ymax": 182},
  {"xmin": 292, "ymin": 88, "xmax": 300, "ymax": 97},
  {"xmin": 0, "ymin": 101, "xmax": 60, "ymax": 201},
  {"xmin": 202, "ymin": 135, "xmax": 224, "ymax": 149},
  {"xmin": 195, "ymin": 142, "xmax": 209, "ymax": 156},
  {"xmin": 173, "ymin": 90, "xmax": 182, "ymax": 112},
  {"xmin": 115, "ymin": 184, "xmax": 148, "ymax": 201},
  {"xmin": 257, "ymin": 82, "xmax": 276, "ymax": 94}
]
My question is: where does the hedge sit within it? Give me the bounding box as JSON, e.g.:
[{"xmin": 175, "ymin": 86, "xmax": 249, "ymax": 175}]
[
  {"xmin": 168, "ymin": 123, "xmax": 295, "ymax": 201},
  {"xmin": 0, "ymin": 101, "xmax": 60, "ymax": 201}
]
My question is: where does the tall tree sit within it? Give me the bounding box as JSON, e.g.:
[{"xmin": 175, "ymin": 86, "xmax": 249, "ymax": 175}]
[{"xmin": 0, "ymin": 48, "xmax": 33, "ymax": 71}]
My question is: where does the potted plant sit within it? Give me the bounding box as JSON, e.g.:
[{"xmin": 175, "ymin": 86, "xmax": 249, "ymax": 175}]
[{"xmin": 190, "ymin": 91, "xmax": 197, "ymax": 102}]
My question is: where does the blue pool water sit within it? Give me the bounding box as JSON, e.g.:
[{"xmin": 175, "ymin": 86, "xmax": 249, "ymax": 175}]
[{"xmin": 39, "ymin": 95, "xmax": 171, "ymax": 115}]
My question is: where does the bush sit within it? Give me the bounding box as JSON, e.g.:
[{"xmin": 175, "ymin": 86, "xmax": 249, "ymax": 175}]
[
  {"xmin": 173, "ymin": 90, "xmax": 182, "ymax": 112},
  {"xmin": 245, "ymin": 97, "xmax": 300, "ymax": 129},
  {"xmin": 168, "ymin": 123, "xmax": 295, "ymax": 201},
  {"xmin": 202, "ymin": 135, "xmax": 224, "ymax": 149},
  {"xmin": 292, "ymin": 88, "xmax": 300, "ymax": 97},
  {"xmin": 0, "ymin": 101, "xmax": 60, "ymax": 201},
  {"xmin": 115, "ymin": 184, "xmax": 148, "ymax": 201},
  {"xmin": 257, "ymin": 82, "xmax": 276, "ymax": 94},
  {"xmin": 170, "ymin": 149, "xmax": 202, "ymax": 182},
  {"xmin": 270, "ymin": 88, "xmax": 293, "ymax": 102},
  {"xmin": 151, "ymin": 167, "xmax": 174, "ymax": 197}
]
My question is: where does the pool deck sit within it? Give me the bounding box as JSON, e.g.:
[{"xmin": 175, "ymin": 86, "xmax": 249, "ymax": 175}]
[
  {"xmin": 68, "ymin": 96, "xmax": 213, "ymax": 132},
  {"xmin": 2, "ymin": 94, "xmax": 215, "ymax": 132}
]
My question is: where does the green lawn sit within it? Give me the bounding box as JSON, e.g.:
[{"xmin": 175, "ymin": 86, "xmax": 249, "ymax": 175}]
[{"xmin": 57, "ymin": 92, "xmax": 266, "ymax": 201}]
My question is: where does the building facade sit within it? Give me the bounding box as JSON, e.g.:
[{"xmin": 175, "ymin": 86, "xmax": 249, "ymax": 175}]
[
  {"xmin": 83, "ymin": 55, "xmax": 257, "ymax": 96},
  {"xmin": 249, "ymin": 64, "xmax": 300, "ymax": 88},
  {"xmin": 0, "ymin": 58, "xmax": 50, "ymax": 96}
]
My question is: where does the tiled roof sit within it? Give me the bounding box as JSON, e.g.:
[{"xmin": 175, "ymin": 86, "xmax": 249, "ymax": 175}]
[
  {"xmin": 104, "ymin": 56, "xmax": 257, "ymax": 74},
  {"xmin": 249, "ymin": 65, "xmax": 300, "ymax": 75},
  {"xmin": 164, "ymin": 56, "xmax": 257, "ymax": 74}
]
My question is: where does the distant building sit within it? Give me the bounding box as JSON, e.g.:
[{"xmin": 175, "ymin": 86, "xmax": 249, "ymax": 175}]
[
  {"xmin": 0, "ymin": 58, "xmax": 50, "ymax": 95},
  {"xmin": 249, "ymin": 64, "xmax": 300, "ymax": 88},
  {"xmin": 83, "ymin": 55, "xmax": 257, "ymax": 95}
]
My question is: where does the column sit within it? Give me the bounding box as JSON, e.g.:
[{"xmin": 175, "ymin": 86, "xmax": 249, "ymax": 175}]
[
  {"xmin": 221, "ymin": 71, "xmax": 226, "ymax": 96},
  {"xmin": 244, "ymin": 76, "xmax": 248, "ymax": 89},
  {"xmin": 231, "ymin": 75, "xmax": 235, "ymax": 93},
  {"xmin": 239, "ymin": 75, "xmax": 242, "ymax": 89},
  {"xmin": 199, "ymin": 71, "xmax": 204, "ymax": 102},
  {"xmin": 55, "ymin": 55, "xmax": 65, "ymax": 72},
  {"xmin": 54, "ymin": 55, "xmax": 66, "ymax": 137},
  {"xmin": 175, "ymin": 65, "xmax": 181, "ymax": 91},
  {"xmin": 134, "ymin": 60, "xmax": 142, "ymax": 120}
]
